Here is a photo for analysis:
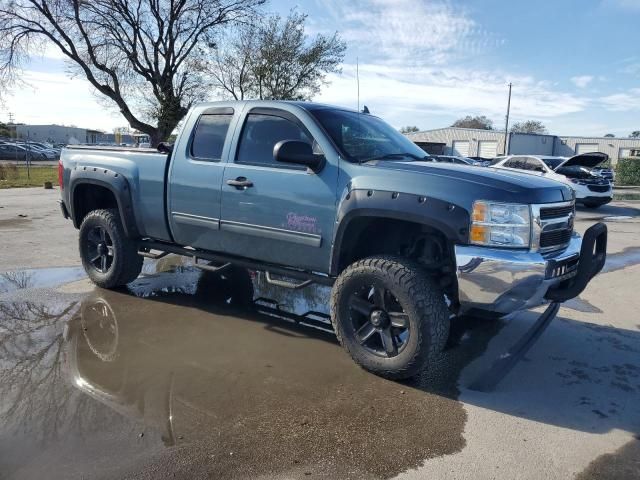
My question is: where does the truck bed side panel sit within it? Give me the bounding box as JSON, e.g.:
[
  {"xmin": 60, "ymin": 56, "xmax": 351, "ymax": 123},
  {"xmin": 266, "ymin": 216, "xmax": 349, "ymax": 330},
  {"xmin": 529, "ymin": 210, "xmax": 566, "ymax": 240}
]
[{"xmin": 61, "ymin": 148, "xmax": 172, "ymax": 241}]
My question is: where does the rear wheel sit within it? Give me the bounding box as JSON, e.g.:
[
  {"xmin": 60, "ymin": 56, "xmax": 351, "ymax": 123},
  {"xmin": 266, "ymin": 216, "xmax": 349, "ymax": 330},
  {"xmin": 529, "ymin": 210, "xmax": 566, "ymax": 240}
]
[
  {"xmin": 330, "ymin": 255, "xmax": 449, "ymax": 379},
  {"xmin": 79, "ymin": 209, "xmax": 143, "ymax": 288}
]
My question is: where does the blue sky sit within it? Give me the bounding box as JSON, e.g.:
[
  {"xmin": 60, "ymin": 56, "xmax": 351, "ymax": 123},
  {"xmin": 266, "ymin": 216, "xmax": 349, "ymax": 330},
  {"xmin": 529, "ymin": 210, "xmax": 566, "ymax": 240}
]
[{"xmin": 3, "ymin": 0, "xmax": 640, "ymax": 136}]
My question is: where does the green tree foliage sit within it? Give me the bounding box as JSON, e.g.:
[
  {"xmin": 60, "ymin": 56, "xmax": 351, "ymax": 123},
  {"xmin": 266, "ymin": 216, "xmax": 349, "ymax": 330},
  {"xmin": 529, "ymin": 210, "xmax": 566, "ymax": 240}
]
[
  {"xmin": 510, "ymin": 120, "xmax": 548, "ymax": 134},
  {"xmin": 616, "ymin": 158, "xmax": 640, "ymax": 185},
  {"xmin": 399, "ymin": 126, "xmax": 420, "ymax": 134},
  {"xmin": 451, "ymin": 116, "xmax": 493, "ymax": 130},
  {"xmin": 0, "ymin": 122, "xmax": 12, "ymax": 138},
  {"xmin": 208, "ymin": 10, "xmax": 346, "ymax": 101}
]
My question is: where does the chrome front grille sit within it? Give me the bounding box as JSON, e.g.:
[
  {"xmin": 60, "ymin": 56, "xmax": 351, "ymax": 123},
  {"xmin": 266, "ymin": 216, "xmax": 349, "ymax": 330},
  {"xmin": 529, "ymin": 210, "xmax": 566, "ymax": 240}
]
[
  {"xmin": 539, "ymin": 204, "xmax": 574, "ymax": 220},
  {"xmin": 540, "ymin": 229, "xmax": 572, "ymax": 248},
  {"xmin": 531, "ymin": 200, "xmax": 575, "ymax": 253}
]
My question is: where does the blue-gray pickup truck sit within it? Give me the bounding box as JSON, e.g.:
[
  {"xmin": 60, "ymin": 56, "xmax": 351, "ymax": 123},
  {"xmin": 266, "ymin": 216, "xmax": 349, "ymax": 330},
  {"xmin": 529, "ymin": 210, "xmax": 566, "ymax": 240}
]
[{"xmin": 58, "ymin": 101, "xmax": 607, "ymax": 379}]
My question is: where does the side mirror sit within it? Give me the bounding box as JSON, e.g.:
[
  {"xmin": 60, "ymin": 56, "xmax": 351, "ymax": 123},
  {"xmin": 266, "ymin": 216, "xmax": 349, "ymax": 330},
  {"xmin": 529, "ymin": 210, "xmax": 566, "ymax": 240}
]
[{"xmin": 273, "ymin": 140, "xmax": 324, "ymax": 173}]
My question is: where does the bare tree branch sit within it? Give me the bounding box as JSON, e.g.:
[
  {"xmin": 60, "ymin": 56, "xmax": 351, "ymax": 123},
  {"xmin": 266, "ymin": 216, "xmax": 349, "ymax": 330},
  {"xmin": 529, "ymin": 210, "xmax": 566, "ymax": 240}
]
[
  {"xmin": 0, "ymin": 0, "xmax": 264, "ymax": 145},
  {"xmin": 207, "ymin": 10, "xmax": 346, "ymax": 102}
]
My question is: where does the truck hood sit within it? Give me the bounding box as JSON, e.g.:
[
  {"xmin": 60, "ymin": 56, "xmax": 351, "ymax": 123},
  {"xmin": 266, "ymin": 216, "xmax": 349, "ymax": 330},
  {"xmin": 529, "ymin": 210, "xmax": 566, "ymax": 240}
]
[
  {"xmin": 555, "ymin": 152, "xmax": 608, "ymax": 170},
  {"xmin": 362, "ymin": 160, "xmax": 574, "ymax": 204}
]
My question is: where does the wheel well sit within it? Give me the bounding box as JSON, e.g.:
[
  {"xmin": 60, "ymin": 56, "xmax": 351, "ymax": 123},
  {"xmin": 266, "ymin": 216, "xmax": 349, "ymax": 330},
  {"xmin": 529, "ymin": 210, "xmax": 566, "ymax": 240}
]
[
  {"xmin": 72, "ymin": 183, "xmax": 118, "ymax": 226},
  {"xmin": 336, "ymin": 217, "xmax": 458, "ymax": 302}
]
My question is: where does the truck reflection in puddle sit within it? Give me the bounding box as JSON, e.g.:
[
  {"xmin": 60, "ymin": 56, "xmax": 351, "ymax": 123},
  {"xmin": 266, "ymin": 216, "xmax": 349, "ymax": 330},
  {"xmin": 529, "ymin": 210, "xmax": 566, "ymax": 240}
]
[{"xmin": 64, "ymin": 266, "xmax": 467, "ymax": 479}]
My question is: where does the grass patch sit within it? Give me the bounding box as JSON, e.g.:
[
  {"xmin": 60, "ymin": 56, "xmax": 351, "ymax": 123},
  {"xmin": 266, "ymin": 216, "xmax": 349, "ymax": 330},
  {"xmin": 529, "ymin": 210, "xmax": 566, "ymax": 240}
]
[{"xmin": 0, "ymin": 165, "xmax": 58, "ymax": 189}]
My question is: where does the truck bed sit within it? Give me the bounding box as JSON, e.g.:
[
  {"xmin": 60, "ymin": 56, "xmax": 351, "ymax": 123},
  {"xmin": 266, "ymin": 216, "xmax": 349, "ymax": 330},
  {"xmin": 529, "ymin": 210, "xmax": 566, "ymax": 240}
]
[{"xmin": 60, "ymin": 146, "xmax": 172, "ymax": 241}]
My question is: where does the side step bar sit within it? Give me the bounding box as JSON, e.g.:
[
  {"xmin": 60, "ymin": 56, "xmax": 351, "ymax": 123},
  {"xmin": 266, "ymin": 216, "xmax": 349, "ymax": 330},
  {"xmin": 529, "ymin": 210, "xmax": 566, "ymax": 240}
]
[
  {"xmin": 137, "ymin": 239, "xmax": 335, "ymax": 287},
  {"xmin": 264, "ymin": 272, "xmax": 313, "ymax": 290}
]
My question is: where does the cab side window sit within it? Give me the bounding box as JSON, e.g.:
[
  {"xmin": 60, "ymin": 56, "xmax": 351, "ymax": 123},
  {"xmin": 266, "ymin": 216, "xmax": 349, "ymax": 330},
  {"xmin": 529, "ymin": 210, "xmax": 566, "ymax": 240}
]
[
  {"xmin": 190, "ymin": 114, "xmax": 233, "ymax": 161},
  {"xmin": 236, "ymin": 113, "xmax": 312, "ymax": 167}
]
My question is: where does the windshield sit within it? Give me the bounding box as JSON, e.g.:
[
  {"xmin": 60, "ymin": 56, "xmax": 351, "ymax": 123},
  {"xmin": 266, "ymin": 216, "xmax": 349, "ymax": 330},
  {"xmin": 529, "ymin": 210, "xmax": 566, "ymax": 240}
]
[
  {"xmin": 309, "ymin": 108, "xmax": 428, "ymax": 163},
  {"xmin": 541, "ymin": 158, "xmax": 564, "ymax": 169}
]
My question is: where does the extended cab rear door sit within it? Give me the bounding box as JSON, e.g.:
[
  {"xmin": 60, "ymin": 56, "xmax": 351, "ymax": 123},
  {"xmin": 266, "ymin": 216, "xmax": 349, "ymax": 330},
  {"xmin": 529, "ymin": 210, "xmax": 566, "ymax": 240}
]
[
  {"xmin": 167, "ymin": 106, "xmax": 238, "ymax": 250},
  {"xmin": 218, "ymin": 106, "xmax": 339, "ymax": 273}
]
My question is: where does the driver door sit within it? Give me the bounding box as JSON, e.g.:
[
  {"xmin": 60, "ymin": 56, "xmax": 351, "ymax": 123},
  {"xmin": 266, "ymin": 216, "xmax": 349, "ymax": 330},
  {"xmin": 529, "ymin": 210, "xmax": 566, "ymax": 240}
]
[{"xmin": 218, "ymin": 108, "xmax": 338, "ymax": 273}]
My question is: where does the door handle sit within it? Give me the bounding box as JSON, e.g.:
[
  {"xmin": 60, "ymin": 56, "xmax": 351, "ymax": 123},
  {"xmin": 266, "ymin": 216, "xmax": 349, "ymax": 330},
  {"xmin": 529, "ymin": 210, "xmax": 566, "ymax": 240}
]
[{"xmin": 226, "ymin": 177, "xmax": 253, "ymax": 189}]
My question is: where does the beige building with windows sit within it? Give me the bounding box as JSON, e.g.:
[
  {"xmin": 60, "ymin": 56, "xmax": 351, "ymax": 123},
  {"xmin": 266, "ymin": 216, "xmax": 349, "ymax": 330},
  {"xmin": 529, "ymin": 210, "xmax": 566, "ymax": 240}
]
[{"xmin": 405, "ymin": 127, "xmax": 640, "ymax": 164}]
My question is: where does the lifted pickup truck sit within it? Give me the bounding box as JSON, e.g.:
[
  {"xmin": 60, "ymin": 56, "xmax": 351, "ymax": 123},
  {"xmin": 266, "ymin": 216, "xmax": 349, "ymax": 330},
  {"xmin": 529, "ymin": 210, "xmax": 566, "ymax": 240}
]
[{"xmin": 59, "ymin": 100, "xmax": 607, "ymax": 379}]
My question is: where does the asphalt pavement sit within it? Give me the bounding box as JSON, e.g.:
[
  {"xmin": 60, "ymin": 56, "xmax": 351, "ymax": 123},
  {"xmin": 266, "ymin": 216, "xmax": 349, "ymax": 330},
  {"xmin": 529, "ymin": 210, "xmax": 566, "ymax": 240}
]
[{"xmin": 0, "ymin": 188, "xmax": 639, "ymax": 479}]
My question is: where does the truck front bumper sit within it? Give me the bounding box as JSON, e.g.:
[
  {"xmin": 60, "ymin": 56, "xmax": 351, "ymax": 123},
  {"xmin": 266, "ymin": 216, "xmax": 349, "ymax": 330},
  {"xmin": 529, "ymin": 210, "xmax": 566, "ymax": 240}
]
[{"xmin": 455, "ymin": 223, "xmax": 607, "ymax": 315}]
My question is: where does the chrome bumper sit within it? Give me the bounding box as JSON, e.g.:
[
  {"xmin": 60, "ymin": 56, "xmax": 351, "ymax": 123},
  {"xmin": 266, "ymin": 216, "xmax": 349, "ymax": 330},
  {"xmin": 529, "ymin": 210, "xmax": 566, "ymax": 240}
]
[{"xmin": 455, "ymin": 234, "xmax": 582, "ymax": 315}]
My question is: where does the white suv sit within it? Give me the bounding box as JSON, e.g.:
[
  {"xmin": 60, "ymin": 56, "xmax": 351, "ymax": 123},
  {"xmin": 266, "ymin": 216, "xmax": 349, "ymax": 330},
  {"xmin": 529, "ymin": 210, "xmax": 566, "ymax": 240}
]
[{"xmin": 490, "ymin": 153, "xmax": 613, "ymax": 208}]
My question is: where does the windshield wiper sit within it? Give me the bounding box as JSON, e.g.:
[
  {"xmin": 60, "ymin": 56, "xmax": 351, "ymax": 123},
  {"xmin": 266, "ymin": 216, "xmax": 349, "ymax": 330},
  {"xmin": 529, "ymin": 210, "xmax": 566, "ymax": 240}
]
[{"xmin": 365, "ymin": 152, "xmax": 427, "ymax": 162}]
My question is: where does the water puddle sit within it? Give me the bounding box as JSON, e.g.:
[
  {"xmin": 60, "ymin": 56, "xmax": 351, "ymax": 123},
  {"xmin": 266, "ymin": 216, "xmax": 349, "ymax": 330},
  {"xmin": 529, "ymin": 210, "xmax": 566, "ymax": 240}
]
[
  {"xmin": 602, "ymin": 247, "xmax": 640, "ymax": 273},
  {"xmin": 602, "ymin": 215, "xmax": 634, "ymax": 221},
  {"xmin": 0, "ymin": 264, "xmax": 472, "ymax": 479},
  {"xmin": 0, "ymin": 266, "xmax": 86, "ymax": 293}
]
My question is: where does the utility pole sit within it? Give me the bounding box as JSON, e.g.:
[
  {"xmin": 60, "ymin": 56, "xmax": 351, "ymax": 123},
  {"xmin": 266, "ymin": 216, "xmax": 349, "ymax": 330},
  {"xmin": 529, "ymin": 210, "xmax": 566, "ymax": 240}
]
[
  {"xmin": 26, "ymin": 131, "xmax": 31, "ymax": 179},
  {"xmin": 8, "ymin": 112, "xmax": 14, "ymax": 124},
  {"xmin": 503, "ymin": 83, "xmax": 512, "ymax": 155}
]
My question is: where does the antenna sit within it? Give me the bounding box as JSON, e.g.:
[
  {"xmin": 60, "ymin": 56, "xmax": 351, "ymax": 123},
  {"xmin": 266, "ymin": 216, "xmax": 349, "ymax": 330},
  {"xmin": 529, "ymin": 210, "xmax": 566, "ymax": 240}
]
[
  {"xmin": 356, "ymin": 56, "xmax": 360, "ymax": 113},
  {"xmin": 503, "ymin": 82, "xmax": 512, "ymax": 155}
]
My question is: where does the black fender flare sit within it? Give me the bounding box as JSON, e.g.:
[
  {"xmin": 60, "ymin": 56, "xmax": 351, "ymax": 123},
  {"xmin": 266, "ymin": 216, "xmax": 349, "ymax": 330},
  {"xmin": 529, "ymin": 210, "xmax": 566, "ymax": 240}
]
[
  {"xmin": 330, "ymin": 189, "xmax": 470, "ymax": 275},
  {"xmin": 69, "ymin": 166, "xmax": 140, "ymax": 238}
]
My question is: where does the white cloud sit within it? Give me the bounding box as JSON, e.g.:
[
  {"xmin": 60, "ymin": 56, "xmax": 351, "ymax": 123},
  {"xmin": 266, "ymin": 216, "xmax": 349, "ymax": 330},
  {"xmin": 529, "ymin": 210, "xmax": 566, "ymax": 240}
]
[
  {"xmin": 317, "ymin": 63, "xmax": 589, "ymax": 129},
  {"xmin": 317, "ymin": 0, "xmax": 499, "ymax": 65},
  {"xmin": 599, "ymin": 88, "xmax": 640, "ymax": 111},
  {"xmin": 571, "ymin": 75, "xmax": 594, "ymax": 88}
]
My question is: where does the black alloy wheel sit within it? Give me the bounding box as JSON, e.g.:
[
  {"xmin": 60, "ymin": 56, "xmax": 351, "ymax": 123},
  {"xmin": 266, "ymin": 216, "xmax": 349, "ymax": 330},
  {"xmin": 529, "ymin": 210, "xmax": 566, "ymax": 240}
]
[
  {"xmin": 85, "ymin": 226, "xmax": 114, "ymax": 273},
  {"xmin": 349, "ymin": 283, "xmax": 410, "ymax": 357}
]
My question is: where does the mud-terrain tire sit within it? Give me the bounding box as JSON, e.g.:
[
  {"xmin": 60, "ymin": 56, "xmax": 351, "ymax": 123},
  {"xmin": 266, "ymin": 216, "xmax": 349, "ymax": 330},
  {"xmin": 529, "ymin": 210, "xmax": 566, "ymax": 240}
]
[
  {"xmin": 79, "ymin": 208, "xmax": 143, "ymax": 289},
  {"xmin": 330, "ymin": 255, "xmax": 449, "ymax": 379}
]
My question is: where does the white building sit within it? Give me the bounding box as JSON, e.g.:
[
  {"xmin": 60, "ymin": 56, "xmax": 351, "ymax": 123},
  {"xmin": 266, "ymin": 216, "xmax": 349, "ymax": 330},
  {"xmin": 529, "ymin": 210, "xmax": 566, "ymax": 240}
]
[
  {"xmin": 405, "ymin": 127, "xmax": 640, "ymax": 164},
  {"xmin": 14, "ymin": 124, "xmax": 102, "ymax": 144}
]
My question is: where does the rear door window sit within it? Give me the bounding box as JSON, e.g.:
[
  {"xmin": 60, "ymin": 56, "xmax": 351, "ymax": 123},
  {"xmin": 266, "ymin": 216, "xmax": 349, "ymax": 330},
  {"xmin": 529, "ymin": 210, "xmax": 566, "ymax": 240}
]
[{"xmin": 190, "ymin": 114, "xmax": 233, "ymax": 161}]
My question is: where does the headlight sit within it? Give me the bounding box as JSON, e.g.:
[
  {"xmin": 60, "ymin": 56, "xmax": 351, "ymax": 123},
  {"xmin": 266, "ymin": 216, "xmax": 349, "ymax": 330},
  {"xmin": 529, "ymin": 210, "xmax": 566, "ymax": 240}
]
[{"xmin": 470, "ymin": 201, "xmax": 531, "ymax": 248}]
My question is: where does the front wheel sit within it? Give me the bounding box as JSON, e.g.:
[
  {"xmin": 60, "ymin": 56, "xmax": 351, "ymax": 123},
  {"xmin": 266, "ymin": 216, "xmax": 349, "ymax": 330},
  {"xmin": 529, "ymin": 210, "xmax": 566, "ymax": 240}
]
[
  {"xmin": 79, "ymin": 208, "xmax": 143, "ymax": 289},
  {"xmin": 330, "ymin": 255, "xmax": 449, "ymax": 380}
]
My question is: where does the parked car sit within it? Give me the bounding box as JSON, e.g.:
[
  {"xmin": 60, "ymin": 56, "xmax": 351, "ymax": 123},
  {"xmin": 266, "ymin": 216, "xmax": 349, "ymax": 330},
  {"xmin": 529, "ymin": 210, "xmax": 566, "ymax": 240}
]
[
  {"xmin": 432, "ymin": 155, "xmax": 482, "ymax": 166},
  {"xmin": 490, "ymin": 154, "xmax": 613, "ymax": 208},
  {"xmin": 0, "ymin": 143, "xmax": 47, "ymax": 161},
  {"xmin": 58, "ymin": 100, "xmax": 607, "ymax": 379},
  {"xmin": 14, "ymin": 143, "xmax": 59, "ymax": 160}
]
